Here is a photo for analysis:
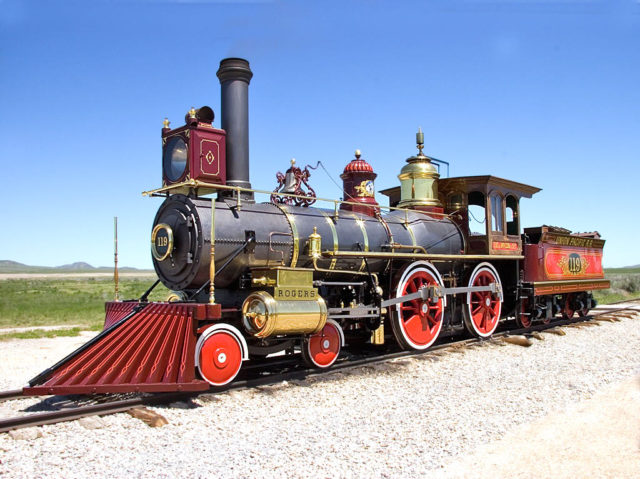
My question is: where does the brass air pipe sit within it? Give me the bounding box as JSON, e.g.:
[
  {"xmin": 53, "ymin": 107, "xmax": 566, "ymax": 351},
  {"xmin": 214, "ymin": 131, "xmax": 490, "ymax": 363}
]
[
  {"xmin": 322, "ymin": 250, "xmax": 524, "ymax": 262},
  {"xmin": 389, "ymin": 242, "xmax": 428, "ymax": 254}
]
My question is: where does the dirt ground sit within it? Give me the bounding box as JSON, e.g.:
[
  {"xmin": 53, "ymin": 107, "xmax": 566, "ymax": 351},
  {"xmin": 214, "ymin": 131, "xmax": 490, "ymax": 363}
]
[{"xmin": 433, "ymin": 375, "xmax": 640, "ymax": 478}]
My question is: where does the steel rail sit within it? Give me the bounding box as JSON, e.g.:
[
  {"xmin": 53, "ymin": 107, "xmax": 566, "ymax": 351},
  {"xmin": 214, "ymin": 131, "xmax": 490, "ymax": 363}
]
[
  {"xmin": 0, "ymin": 392, "xmax": 194, "ymax": 434},
  {"xmin": 0, "ymin": 389, "xmax": 24, "ymax": 402},
  {"xmin": 2, "ymin": 299, "xmax": 638, "ymax": 433}
]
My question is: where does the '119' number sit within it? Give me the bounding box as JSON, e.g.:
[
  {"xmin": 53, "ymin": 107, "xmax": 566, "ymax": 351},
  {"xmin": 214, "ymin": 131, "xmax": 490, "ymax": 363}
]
[
  {"xmin": 157, "ymin": 236, "xmax": 168, "ymax": 247},
  {"xmin": 568, "ymin": 254, "xmax": 582, "ymax": 273}
]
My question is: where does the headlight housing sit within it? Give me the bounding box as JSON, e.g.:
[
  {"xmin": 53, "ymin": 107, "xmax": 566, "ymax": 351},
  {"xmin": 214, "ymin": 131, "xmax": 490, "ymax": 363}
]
[{"xmin": 163, "ymin": 136, "xmax": 188, "ymax": 182}]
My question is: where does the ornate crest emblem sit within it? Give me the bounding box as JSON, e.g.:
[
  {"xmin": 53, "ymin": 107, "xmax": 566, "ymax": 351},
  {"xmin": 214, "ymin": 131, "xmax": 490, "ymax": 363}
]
[
  {"xmin": 271, "ymin": 159, "xmax": 317, "ymax": 207},
  {"xmin": 354, "ymin": 180, "xmax": 375, "ymax": 198}
]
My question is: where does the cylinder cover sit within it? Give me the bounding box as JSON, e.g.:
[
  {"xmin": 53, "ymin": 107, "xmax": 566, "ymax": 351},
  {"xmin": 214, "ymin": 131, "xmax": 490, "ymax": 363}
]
[{"xmin": 242, "ymin": 291, "xmax": 327, "ymax": 338}]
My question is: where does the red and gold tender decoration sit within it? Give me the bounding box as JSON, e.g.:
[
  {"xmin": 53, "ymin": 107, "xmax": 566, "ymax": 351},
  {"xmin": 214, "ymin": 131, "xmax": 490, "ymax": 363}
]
[{"xmin": 544, "ymin": 248, "xmax": 603, "ymax": 280}]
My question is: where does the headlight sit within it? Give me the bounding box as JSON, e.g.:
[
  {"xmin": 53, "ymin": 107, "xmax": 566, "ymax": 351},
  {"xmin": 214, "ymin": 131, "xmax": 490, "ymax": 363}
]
[{"xmin": 163, "ymin": 136, "xmax": 188, "ymax": 182}]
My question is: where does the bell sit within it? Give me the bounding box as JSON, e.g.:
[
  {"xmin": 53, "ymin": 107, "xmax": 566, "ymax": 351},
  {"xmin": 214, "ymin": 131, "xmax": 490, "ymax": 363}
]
[
  {"xmin": 281, "ymin": 170, "xmax": 298, "ymax": 193},
  {"xmin": 279, "ymin": 158, "xmax": 298, "ymax": 194}
]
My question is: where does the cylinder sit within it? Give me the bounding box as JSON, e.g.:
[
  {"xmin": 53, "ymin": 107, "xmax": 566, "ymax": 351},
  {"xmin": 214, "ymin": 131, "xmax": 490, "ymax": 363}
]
[
  {"xmin": 216, "ymin": 58, "xmax": 253, "ymax": 193},
  {"xmin": 242, "ymin": 291, "xmax": 328, "ymax": 338}
]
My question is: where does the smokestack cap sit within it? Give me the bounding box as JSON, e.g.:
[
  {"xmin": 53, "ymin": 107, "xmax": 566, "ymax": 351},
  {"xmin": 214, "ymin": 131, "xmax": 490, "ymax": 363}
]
[
  {"xmin": 196, "ymin": 106, "xmax": 215, "ymax": 124},
  {"xmin": 216, "ymin": 58, "xmax": 253, "ymax": 84}
]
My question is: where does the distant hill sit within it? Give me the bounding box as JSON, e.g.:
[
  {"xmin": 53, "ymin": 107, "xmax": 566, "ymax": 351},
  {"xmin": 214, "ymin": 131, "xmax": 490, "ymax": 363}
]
[
  {"xmin": 0, "ymin": 260, "xmax": 153, "ymax": 274},
  {"xmin": 57, "ymin": 262, "xmax": 96, "ymax": 270}
]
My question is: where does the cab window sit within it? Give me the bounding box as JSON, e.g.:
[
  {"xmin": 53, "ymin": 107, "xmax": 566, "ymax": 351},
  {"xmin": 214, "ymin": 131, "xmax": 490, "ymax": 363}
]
[
  {"xmin": 468, "ymin": 191, "xmax": 485, "ymax": 235},
  {"xmin": 490, "ymin": 194, "xmax": 504, "ymax": 233}
]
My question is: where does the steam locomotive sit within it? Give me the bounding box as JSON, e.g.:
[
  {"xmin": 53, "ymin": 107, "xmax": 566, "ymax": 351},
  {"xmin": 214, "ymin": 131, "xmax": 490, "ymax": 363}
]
[{"xmin": 24, "ymin": 58, "xmax": 610, "ymax": 396}]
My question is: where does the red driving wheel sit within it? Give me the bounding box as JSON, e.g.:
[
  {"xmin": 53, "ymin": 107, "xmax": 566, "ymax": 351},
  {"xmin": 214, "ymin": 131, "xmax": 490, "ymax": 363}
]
[
  {"xmin": 302, "ymin": 319, "xmax": 343, "ymax": 368},
  {"xmin": 463, "ymin": 264, "xmax": 502, "ymax": 338},
  {"xmin": 391, "ymin": 265, "xmax": 444, "ymax": 350}
]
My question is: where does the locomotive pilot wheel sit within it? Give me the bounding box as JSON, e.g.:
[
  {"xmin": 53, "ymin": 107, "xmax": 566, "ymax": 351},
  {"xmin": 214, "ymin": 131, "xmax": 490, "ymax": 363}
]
[
  {"xmin": 391, "ymin": 262, "xmax": 445, "ymax": 351},
  {"xmin": 196, "ymin": 324, "xmax": 248, "ymax": 386},
  {"xmin": 302, "ymin": 319, "xmax": 344, "ymax": 368},
  {"xmin": 463, "ymin": 263, "xmax": 503, "ymax": 338}
]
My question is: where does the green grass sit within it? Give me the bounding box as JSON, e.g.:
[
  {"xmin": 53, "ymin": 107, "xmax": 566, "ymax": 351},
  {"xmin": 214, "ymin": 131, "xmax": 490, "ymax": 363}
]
[
  {"xmin": 594, "ymin": 269, "xmax": 640, "ymax": 305},
  {"xmin": 0, "ymin": 327, "xmax": 86, "ymax": 341},
  {"xmin": 604, "ymin": 267, "xmax": 640, "ymax": 275},
  {"xmin": 0, "ymin": 278, "xmax": 170, "ymax": 332}
]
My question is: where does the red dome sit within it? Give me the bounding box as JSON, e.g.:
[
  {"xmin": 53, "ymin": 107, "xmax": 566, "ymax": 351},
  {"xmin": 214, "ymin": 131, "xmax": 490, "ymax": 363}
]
[{"xmin": 342, "ymin": 150, "xmax": 374, "ymax": 174}]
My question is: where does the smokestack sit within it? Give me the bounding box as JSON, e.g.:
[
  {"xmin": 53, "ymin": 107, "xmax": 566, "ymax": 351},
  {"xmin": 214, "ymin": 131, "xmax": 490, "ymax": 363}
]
[{"xmin": 216, "ymin": 58, "xmax": 253, "ymax": 198}]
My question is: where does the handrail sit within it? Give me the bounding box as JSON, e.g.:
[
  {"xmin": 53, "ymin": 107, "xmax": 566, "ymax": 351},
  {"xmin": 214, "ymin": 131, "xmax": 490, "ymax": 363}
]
[{"xmin": 142, "ymin": 179, "xmax": 452, "ymax": 218}]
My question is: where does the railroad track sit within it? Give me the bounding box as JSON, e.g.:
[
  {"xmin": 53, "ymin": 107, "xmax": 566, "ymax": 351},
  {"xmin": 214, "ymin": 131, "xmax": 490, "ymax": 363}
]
[{"xmin": 1, "ymin": 299, "xmax": 638, "ymax": 434}]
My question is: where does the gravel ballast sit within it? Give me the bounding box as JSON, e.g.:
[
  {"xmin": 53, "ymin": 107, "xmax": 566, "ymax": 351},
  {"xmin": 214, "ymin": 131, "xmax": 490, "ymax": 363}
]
[{"xmin": 1, "ymin": 311, "xmax": 639, "ymax": 478}]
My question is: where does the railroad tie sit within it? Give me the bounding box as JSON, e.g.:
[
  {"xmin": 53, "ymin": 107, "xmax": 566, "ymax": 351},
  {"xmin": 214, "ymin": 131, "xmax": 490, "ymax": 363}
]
[
  {"xmin": 127, "ymin": 407, "xmax": 168, "ymax": 427},
  {"xmin": 501, "ymin": 335, "xmax": 533, "ymax": 347},
  {"xmin": 597, "ymin": 316, "xmax": 618, "ymax": 322},
  {"xmin": 544, "ymin": 328, "xmax": 566, "ymax": 336}
]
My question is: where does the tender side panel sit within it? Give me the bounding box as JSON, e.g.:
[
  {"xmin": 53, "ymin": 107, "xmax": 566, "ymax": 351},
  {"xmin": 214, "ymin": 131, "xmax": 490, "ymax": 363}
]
[
  {"xmin": 524, "ymin": 243, "xmax": 605, "ymax": 283},
  {"xmin": 24, "ymin": 303, "xmax": 208, "ymax": 395}
]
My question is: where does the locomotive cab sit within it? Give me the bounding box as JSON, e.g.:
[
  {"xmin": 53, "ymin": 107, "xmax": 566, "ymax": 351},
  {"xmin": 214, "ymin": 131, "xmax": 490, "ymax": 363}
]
[{"xmin": 438, "ymin": 176, "xmax": 541, "ymax": 256}]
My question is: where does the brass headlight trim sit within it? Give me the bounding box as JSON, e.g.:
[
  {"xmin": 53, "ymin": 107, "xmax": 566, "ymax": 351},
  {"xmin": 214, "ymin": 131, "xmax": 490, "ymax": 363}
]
[{"xmin": 151, "ymin": 223, "xmax": 174, "ymax": 261}]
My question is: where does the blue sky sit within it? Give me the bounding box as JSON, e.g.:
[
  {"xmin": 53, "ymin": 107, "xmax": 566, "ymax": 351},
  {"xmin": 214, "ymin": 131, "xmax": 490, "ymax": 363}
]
[{"xmin": 1, "ymin": 0, "xmax": 638, "ymax": 268}]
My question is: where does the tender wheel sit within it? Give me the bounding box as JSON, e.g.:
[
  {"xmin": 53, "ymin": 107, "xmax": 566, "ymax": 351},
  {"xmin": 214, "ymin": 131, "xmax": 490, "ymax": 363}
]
[
  {"xmin": 577, "ymin": 305, "xmax": 590, "ymax": 317},
  {"xmin": 302, "ymin": 319, "xmax": 343, "ymax": 368},
  {"xmin": 463, "ymin": 263, "xmax": 502, "ymax": 338},
  {"xmin": 562, "ymin": 293, "xmax": 575, "ymax": 319},
  {"xmin": 575, "ymin": 293, "xmax": 590, "ymax": 317},
  {"xmin": 196, "ymin": 325, "xmax": 247, "ymax": 386},
  {"xmin": 391, "ymin": 263, "xmax": 444, "ymax": 350},
  {"xmin": 516, "ymin": 297, "xmax": 532, "ymax": 329}
]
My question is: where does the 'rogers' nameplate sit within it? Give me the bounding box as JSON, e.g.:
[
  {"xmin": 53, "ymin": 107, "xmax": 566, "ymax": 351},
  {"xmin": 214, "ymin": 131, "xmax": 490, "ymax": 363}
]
[{"xmin": 274, "ymin": 287, "xmax": 318, "ymax": 301}]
